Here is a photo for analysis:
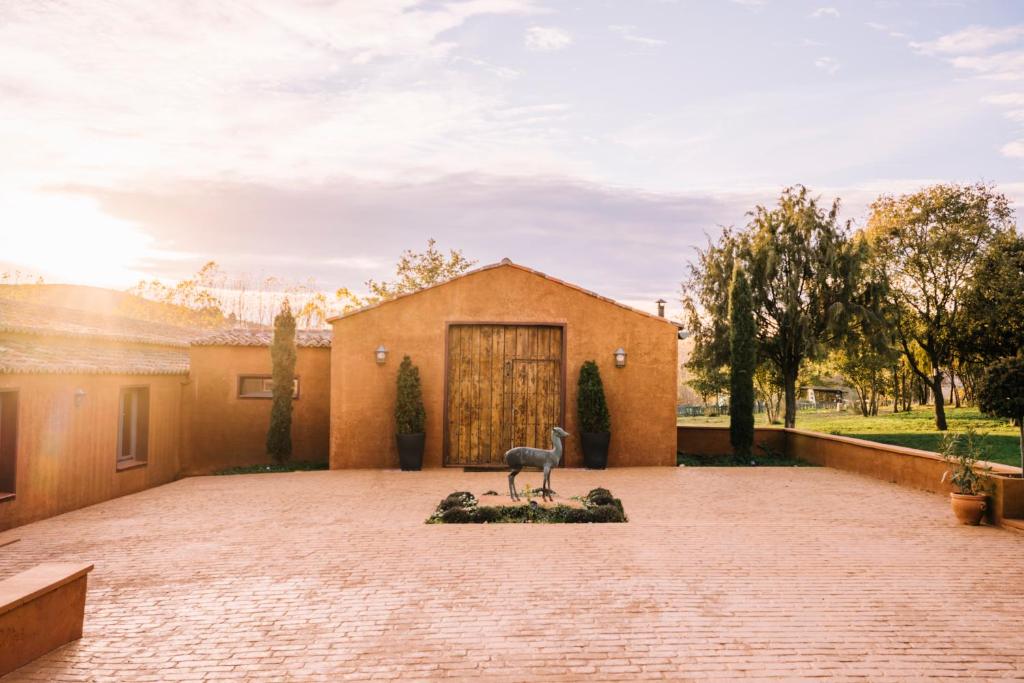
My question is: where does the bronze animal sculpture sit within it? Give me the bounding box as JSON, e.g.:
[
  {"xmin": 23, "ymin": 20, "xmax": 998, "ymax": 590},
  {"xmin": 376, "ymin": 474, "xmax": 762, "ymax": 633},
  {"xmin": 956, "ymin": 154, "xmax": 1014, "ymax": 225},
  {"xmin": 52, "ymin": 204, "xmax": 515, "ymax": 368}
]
[{"xmin": 505, "ymin": 427, "xmax": 569, "ymax": 502}]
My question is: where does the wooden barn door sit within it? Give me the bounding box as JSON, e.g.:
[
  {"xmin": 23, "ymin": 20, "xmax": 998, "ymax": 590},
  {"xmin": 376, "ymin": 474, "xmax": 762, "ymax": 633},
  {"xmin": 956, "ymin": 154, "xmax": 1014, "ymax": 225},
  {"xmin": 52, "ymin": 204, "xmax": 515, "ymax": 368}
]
[{"xmin": 445, "ymin": 324, "xmax": 563, "ymax": 467}]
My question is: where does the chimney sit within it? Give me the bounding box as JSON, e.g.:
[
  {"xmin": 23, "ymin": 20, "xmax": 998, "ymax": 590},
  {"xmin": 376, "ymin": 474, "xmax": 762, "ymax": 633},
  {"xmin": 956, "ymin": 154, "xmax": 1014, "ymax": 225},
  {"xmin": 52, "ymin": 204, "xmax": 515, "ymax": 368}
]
[{"xmin": 656, "ymin": 298, "xmax": 667, "ymax": 317}]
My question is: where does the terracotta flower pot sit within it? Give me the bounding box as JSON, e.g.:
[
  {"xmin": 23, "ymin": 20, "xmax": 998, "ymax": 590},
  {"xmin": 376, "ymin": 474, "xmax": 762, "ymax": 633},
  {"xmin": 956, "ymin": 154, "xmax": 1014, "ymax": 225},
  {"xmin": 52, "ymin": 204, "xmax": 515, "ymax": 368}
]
[{"xmin": 950, "ymin": 493, "xmax": 987, "ymax": 526}]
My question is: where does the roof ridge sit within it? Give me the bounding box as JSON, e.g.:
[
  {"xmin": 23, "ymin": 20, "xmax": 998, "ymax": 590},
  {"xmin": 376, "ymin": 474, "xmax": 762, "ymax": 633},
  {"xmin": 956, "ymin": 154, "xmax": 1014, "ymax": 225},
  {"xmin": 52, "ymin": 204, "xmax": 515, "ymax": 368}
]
[
  {"xmin": 0, "ymin": 297, "xmax": 201, "ymax": 347},
  {"xmin": 327, "ymin": 259, "xmax": 681, "ymax": 327}
]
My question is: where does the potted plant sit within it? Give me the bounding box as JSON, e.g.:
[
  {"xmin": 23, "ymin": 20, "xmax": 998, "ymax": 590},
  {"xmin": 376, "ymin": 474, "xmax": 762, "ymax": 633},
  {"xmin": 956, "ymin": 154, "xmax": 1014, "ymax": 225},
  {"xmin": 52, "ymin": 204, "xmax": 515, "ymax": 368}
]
[
  {"xmin": 577, "ymin": 360, "xmax": 611, "ymax": 469},
  {"xmin": 395, "ymin": 355, "xmax": 426, "ymax": 471},
  {"xmin": 940, "ymin": 427, "xmax": 993, "ymax": 525}
]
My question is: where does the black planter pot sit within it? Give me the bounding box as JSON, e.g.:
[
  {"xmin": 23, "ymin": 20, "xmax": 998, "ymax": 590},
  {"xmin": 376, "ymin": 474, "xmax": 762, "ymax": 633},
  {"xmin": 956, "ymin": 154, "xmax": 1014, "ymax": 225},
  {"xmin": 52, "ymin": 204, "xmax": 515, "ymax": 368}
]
[
  {"xmin": 581, "ymin": 432, "xmax": 610, "ymax": 469},
  {"xmin": 396, "ymin": 433, "xmax": 425, "ymax": 471}
]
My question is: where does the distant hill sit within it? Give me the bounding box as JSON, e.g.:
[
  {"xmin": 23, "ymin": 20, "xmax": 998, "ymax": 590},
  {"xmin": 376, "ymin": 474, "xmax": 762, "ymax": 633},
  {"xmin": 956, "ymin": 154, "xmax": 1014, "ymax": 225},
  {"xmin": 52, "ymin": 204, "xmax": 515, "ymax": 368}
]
[{"xmin": 0, "ymin": 283, "xmax": 231, "ymax": 330}]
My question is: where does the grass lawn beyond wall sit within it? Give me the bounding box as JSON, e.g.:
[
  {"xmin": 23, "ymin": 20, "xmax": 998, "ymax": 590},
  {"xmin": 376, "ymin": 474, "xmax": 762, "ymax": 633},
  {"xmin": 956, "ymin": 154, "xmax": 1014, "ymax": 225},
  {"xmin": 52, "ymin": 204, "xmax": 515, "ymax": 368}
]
[{"xmin": 678, "ymin": 406, "xmax": 1022, "ymax": 468}]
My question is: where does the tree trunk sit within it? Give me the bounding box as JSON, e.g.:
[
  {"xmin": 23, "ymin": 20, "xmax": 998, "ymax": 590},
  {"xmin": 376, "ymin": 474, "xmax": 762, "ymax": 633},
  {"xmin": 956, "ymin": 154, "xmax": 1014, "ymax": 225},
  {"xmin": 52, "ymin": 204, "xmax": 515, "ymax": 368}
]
[
  {"xmin": 892, "ymin": 368, "xmax": 900, "ymax": 413},
  {"xmin": 932, "ymin": 372, "xmax": 948, "ymax": 431},
  {"xmin": 783, "ymin": 370, "xmax": 797, "ymax": 428},
  {"xmin": 1019, "ymin": 422, "xmax": 1024, "ymax": 475}
]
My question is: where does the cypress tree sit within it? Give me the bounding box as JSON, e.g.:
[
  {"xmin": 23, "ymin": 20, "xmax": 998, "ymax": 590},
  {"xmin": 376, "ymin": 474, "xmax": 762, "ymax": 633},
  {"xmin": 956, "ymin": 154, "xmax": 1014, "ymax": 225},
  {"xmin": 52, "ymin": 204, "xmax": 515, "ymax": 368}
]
[
  {"xmin": 395, "ymin": 355, "xmax": 426, "ymax": 434},
  {"xmin": 577, "ymin": 360, "xmax": 611, "ymax": 434},
  {"xmin": 266, "ymin": 299, "xmax": 296, "ymax": 463},
  {"xmin": 729, "ymin": 263, "xmax": 756, "ymax": 457}
]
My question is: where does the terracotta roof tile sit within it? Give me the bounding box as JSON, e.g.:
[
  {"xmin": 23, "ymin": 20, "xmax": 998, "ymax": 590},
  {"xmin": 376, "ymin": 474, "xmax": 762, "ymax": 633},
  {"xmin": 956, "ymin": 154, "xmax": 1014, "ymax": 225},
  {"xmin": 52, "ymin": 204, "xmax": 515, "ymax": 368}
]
[
  {"xmin": 0, "ymin": 298, "xmax": 198, "ymax": 347},
  {"xmin": 191, "ymin": 329, "xmax": 332, "ymax": 348},
  {"xmin": 0, "ymin": 337, "xmax": 188, "ymax": 375}
]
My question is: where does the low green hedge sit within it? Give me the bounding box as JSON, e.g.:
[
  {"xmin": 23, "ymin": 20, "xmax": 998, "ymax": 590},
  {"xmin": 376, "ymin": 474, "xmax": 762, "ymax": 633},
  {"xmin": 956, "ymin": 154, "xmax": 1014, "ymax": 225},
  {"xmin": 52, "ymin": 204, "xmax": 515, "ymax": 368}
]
[{"xmin": 214, "ymin": 461, "xmax": 329, "ymax": 475}]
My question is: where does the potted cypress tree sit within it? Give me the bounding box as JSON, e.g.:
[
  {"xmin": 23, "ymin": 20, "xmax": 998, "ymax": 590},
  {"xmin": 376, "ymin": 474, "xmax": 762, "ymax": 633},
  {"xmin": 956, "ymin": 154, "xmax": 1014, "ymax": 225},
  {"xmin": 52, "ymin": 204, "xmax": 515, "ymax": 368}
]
[
  {"xmin": 395, "ymin": 355, "xmax": 426, "ymax": 471},
  {"xmin": 577, "ymin": 360, "xmax": 611, "ymax": 469}
]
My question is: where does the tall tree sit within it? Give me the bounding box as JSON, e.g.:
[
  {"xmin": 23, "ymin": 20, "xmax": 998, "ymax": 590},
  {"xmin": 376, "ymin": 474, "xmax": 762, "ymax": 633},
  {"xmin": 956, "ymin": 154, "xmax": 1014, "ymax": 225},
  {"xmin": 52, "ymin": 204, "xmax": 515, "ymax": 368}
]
[
  {"xmin": 266, "ymin": 300, "xmax": 297, "ymax": 464},
  {"xmin": 336, "ymin": 238, "xmax": 476, "ymax": 310},
  {"xmin": 729, "ymin": 264, "xmax": 756, "ymax": 457},
  {"xmin": 745, "ymin": 186, "xmax": 867, "ymax": 427},
  {"xmin": 959, "ymin": 231, "xmax": 1024, "ymax": 365},
  {"xmin": 977, "ymin": 355, "xmax": 1024, "ymax": 474},
  {"xmin": 866, "ymin": 183, "xmax": 1013, "ymax": 430},
  {"xmin": 684, "ymin": 187, "xmax": 868, "ymax": 428}
]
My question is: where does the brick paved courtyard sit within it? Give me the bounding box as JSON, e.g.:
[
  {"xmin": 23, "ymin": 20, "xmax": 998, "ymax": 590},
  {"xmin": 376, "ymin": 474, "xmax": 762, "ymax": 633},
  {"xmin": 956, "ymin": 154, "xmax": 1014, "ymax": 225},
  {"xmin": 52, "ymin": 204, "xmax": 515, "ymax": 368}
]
[{"xmin": 1, "ymin": 467, "xmax": 1023, "ymax": 681}]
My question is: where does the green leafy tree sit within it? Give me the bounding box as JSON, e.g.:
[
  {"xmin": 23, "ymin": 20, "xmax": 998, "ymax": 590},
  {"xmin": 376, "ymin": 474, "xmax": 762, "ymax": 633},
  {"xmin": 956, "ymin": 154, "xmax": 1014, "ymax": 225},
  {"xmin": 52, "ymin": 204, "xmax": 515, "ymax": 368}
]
[
  {"xmin": 687, "ymin": 361, "xmax": 728, "ymax": 408},
  {"xmin": 337, "ymin": 239, "xmax": 476, "ymax": 311},
  {"xmin": 746, "ymin": 187, "xmax": 870, "ymax": 427},
  {"xmin": 685, "ymin": 187, "xmax": 870, "ymax": 428},
  {"xmin": 728, "ymin": 264, "xmax": 756, "ymax": 456},
  {"xmin": 266, "ymin": 300, "xmax": 296, "ymax": 464},
  {"xmin": 753, "ymin": 362, "xmax": 783, "ymax": 424},
  {"xmin": 577, "ymin": 361, "xmax": 611, "ymax": 433},
  {"xmin": 959, "ymin": 231, "xmax": 1024, "ymax": 364},
  {"xmin": 977, "ymin": 355, "xmax": 1024, "ymax": 473},
  {"xmin": 395, "ymin": 356, "xmax": 426, "ymax": 434},
  {"xmin": 866, "ymin": 183, "xmax": 1014, "ymax": 430}
]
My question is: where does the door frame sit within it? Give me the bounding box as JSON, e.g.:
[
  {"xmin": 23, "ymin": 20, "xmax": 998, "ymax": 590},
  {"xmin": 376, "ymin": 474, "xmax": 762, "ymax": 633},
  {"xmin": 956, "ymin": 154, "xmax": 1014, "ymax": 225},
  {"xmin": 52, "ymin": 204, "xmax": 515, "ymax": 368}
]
[{"xmin": 442, "ymin": 321, "xmax": 567, "ymax": 468}]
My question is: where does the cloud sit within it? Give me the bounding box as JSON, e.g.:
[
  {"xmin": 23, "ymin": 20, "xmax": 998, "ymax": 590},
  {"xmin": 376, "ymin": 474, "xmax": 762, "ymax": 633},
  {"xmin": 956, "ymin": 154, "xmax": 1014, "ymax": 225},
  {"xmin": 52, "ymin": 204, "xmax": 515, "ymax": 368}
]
[
  {"xmin": 912, "ymin": 25, "xmax": 1024, "ymax": 55},
  {"xmin": 0, "ymin": 0, "xmax": 553, "ymax": 191},
  {"xmin": 810, "ymin": 7, "xmax": 840, "ymax": 19},
  {"xmin": 56, "ymin": 174, "xmax": 762, "ymax": 312},
  {"xmin": 609, "ymin": 25, "xmax": 667, "ymax": 47},
  {"xmin": 912, "ymin": 23, "xmax": 1024, "ymax": 157},
  {"xmin": 950, "ymin": 51, "xmax": 1024, "ymax": 81},
  {"xmin": 524, "ymin": 26, "xmax": 572, "ymax": 51},
  {"xmin": 865, "ymin": 22, "xmax": 908, "ymax": 40},
  {"xmin": 814, "ymin": 56, "xmax": 840, "ymax": 75},
  {"xmin": 1001, "ymin": 139, "xmax": 1024, "ymax": 158}
]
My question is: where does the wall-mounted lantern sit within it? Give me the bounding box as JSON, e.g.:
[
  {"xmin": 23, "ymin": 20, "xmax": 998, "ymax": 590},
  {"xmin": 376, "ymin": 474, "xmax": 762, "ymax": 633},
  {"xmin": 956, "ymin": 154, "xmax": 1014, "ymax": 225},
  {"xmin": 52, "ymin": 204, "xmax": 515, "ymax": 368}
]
[
  {"xmin": 74, "ymin": 388, "xmax": 87, "ymax": 407},
  {"xmin": 614, "ymin": 347, "xmax": 627, "ymax": 368},
  {"xmin": 375, "ymin": 345, "xmax": 388, "ymax": 365}
]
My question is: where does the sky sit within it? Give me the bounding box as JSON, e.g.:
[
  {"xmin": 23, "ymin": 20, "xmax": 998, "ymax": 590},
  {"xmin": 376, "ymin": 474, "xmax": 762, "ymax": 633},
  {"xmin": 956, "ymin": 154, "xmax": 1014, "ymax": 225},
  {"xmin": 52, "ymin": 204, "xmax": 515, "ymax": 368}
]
[{"xmin": 2, "ymin": 0, "xmax": 1024, "ymax": 318}]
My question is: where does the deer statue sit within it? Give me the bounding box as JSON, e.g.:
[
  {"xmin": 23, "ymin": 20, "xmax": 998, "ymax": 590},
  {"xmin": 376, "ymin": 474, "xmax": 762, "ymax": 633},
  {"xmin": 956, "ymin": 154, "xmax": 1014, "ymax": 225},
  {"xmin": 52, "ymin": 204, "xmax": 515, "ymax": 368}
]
[{"xmin": 505, "ymin": 427, "xmax": 570, "ymax": 502}]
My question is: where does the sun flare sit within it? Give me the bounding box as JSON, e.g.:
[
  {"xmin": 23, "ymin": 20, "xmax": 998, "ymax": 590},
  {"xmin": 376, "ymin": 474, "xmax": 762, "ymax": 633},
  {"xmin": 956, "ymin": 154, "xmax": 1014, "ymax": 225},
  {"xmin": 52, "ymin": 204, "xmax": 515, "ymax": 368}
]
[{"xmin": 0, "ymin": 192, "xmax": 156, "ymax": 287}]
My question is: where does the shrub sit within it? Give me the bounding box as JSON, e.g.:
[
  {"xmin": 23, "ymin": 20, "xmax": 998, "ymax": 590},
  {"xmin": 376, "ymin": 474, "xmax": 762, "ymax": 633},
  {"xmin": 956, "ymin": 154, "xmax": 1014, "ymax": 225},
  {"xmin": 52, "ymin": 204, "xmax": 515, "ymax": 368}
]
[
  {"xmin": 470, "ymin": 506, "xmax": 501, "ymax": 523},
  {"xmin": 577, "ymin": 361, "xmax": 611, "ymax": 433},
  {"xmin": 562, "ymin": 507, "xmax": 593, "ymax": 523},
  {"xmin": 441, "ymin": 507, "xmax": 471, "ymax": 523},
  {"xmin": 439, "ymin": 491, "xmax": 476, "ymax": 511},
  {"xmin": 977, "ymin": 355, "xmax": 1024, "ymax": 473},
  {"xmin": 588, "ymin": 505, "xmax": 625, "ymax": 523},
  {"xmin": 266, "ymin": 300, "xmax": 296, "ymax": 464},
  {"xmin": 583, "ymin": 488, "xmax": 624, "ymax": 515},
  {"xmin": 940, "ymin": 427, "xmax": 993, "ymax": 496},
  {"xmin": 395, "ymin": 355, "xmax": 426, "ymax": 434}
]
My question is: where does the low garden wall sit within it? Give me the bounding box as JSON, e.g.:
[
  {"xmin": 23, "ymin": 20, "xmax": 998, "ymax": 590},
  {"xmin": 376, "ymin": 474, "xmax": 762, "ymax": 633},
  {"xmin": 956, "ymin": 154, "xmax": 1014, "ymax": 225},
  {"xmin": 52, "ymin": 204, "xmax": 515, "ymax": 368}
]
[{"xmin": 677, "ymin": 425, "xmax": 1023, "ymax": 525}]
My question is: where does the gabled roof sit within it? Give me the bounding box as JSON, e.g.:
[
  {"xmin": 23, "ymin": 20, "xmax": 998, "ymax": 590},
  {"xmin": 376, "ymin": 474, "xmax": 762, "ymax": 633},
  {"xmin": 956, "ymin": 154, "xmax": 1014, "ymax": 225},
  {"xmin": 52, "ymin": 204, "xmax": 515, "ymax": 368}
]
[
  {"xmin": 0, "ymin": 298, "xmax": 198, "ymax": 347},
  {"xmin": 191, "ymin": 329, "xmax": 332, "ymax": 348},
  {"xmin": 0, "ymin": 336, "xmax": 188, "ymax": 375},
  {"xmin": 327, "ymin": 259, "xmax": 681, "ymax": 327}
]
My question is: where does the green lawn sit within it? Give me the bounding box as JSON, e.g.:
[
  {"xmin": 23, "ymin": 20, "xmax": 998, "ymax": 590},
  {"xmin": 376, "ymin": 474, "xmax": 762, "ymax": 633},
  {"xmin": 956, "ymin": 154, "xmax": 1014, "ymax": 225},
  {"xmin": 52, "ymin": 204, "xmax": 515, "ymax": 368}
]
[{"xmin": 679, "ymin": 406, "xmax": 1023, "ymax": 468}]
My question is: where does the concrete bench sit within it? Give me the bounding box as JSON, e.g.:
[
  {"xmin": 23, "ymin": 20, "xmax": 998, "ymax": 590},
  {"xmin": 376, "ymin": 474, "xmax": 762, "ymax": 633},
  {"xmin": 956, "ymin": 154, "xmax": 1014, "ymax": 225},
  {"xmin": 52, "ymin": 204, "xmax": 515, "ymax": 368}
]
[{"xmin": 0, "ymin": 563, "xmax": 93, "ymax": 677}]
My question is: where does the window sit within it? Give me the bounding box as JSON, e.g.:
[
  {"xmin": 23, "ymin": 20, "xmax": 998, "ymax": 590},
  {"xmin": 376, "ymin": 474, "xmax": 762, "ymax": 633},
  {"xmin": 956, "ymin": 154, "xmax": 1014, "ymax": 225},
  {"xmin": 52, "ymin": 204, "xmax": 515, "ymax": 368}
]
[
  {"xmin": 0, "ymin": 391, "xmax": 17, "ymax": 500},
  {"xmin": 238, "ymin": 375, "xmax": 299, "ymax": 399},
  {"xmin": 117, "ymin": 386, "xmax": 149, "ymax": 469}
]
